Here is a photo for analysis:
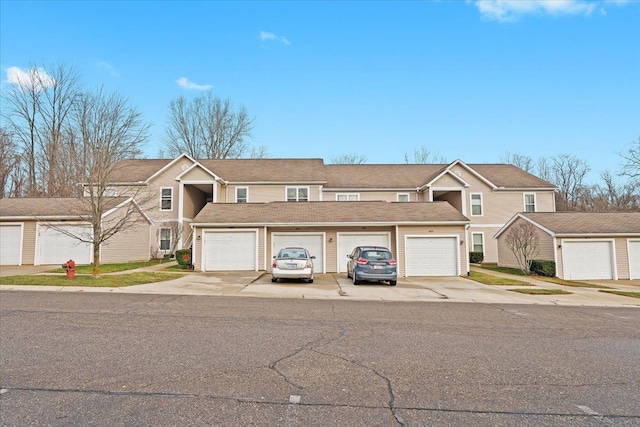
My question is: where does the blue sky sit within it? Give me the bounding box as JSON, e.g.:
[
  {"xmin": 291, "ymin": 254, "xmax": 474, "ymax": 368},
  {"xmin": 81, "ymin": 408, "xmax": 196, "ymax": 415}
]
[{"xmin": 1, "ymin": 0, "xmax": 638, "ymax": 182}]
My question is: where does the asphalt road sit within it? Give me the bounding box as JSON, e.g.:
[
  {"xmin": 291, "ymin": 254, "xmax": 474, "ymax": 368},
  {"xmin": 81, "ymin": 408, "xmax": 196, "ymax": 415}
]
[{"xmin": 1, "ymin": 291, "xmax": 639, "ymax": 426}]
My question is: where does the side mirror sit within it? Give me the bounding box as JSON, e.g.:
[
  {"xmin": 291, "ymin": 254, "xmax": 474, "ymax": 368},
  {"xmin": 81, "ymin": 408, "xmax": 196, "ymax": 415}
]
[
  {"xmin": 347, "ymin": 254, "xmax": 352, "ymax": 259},
  {"xmin": 273, "ymin": 255, "xmax": 277, "ymax": 259},
  {"xmin": 311, "ymin": 255, "xmax": 316, "ymax": 259}
]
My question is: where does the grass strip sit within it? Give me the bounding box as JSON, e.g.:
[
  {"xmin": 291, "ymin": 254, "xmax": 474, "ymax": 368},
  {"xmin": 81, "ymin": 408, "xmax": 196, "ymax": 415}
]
[
  {"xmin": 0, "ymin": 272, "xmax": 184, "ymax": 287},
  {"xmin": 479, "ymin": 265, "xmax": 610, "ymax": 288},
  {"xmin": 48, "ymin": 259, "xmax": 176, "ymax": 274},
  {"xmin": 466, "ymin": 271, "xmax": 534, "ymax": 286},
  {"xmin": 509, "ymin": 288, "xmax": 572, "ymax": 295},
  {"xmin": 599, "ymin": 290, "xmax": 640, "ymax": 299}
]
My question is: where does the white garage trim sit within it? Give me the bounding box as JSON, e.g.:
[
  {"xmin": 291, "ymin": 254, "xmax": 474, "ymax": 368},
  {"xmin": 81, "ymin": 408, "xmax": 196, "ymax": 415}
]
[
  {"xmin": 202, "ymin": 229, "xmax": 258, "ymax": 271},
  {"xmin": 0, "ymin": 223, "xmax": 24, "ymax": 266},
  {"xmin": 405, "ymin": 235, "xmax": 460, "ymax": 277},
  {"xmin": 336, "ymin": 232, "xmax": 391, "ymax": 273},
  {"xmin": 561, "ymin": 239, "xmax": 616, "ymax": 280},
  {"xmin": 627, "ymin": 239, "xmax": 640, "ymax": 280},
  {"xmin": 272, "ymin": 232, "xmax": 325, "ymax": 273},
  {"xmin": 35, "ymin": 222, "xmax": 93, "ymax": 265}
]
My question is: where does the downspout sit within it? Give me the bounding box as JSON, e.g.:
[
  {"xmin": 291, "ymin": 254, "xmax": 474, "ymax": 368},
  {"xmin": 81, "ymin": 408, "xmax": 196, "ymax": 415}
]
[{"xmin": 465, "ymin": 223, "xmax": 470, "ymax": 275}]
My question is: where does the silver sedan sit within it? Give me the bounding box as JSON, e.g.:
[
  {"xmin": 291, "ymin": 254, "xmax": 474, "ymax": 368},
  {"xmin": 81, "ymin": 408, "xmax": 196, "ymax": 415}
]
[{"xmin": 271, "ymin": 247, "xmax": 315, "ymax": 283}]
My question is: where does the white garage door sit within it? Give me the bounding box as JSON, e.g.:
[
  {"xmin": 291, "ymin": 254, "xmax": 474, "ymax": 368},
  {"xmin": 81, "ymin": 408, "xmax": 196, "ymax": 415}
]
[
  {"xmin": 272, "ymin": 234, "xmax": 324, "ymax": 273},
  {"xmin": 337, "ymin": 233, "xmax": 390, "ymax": 273},
  {"xmin": 405, "ymin": 236, "xmax": 458, "ymax": 276},
  {"xmin": 204, "ymin": 231, "xmax": 257, "ymax": 271},
  {"xmin": 38, "ymin": 224, "xmax": 92, "ymax": 265},
  {"xmin": 0, "ymin": 224, "xmax": 22, "ymax": 265},
  {"xmin": 626, "ymin": 240, "xmax": 640, "ymax": 280},
  {"xmin": 562, "ymin": 241, "xmax": 614, "ymax": 280}
]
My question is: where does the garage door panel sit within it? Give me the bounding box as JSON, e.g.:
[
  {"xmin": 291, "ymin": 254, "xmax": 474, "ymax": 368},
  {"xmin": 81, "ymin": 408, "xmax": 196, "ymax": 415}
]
[
  {"xmin": 562, "ymin": 241, "xmax": 614, "ymax": 280},
  {"xmin": 406, "ymin": 237, "xmax": 457, "ymax": 277},
  {"xmin": 205, "ymin": 231, "xmax": 256, "ymax": 271},
  {"xmin": 627, "ymin": 241, "xmax": 639, "ymax": 280},
  {"xmin": 0, "ymin": 225, "xmax": 22, "ymax": 265},
  {"xmin": 273, "ymin": 234, "xmax": 324, "ymax": 273},
  {"xmin": 39, "ymin": 225, "xmax": 92, "ymax": 265},
  {"xmin": 337, "ymin": 233, "xmax": 389, "ymax": 273}
]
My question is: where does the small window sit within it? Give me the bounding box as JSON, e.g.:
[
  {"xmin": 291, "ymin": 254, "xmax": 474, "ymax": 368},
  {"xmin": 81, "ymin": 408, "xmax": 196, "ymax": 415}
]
[
  {"xmin": 397, "ymin": 193, "xmax": 410, "ymax": 202},
  {"xmin": 524, "ymin": 193, "xmax": 536, "ymax": 212},
  {"xmin": 472, "ymin": 233, "xmax": 484, "ymax": 253},
  {"xmin": 159, "ymin": 228, "xmax": 171, "ymax": 251},
  {"xmin": 104, "ymin": 187, "xmax": 117, "ymax": 197},
  {"xmin": 336, "ymin": 193, "xmax": 359, "ymax": 201},
  {"xmin": 471, "ymin": 193, "xmax": 483, "ymax": 216},
  {"xmin": 160, "ymin": 188, "xmax": 173, "ymax": 211},
  {"xmin": 236, "ymin": 187, "xmax": 248, "ymax": 203},
  {"xmin": 286, "ymin": 187, "xmax": 309, "ymax": 202}
]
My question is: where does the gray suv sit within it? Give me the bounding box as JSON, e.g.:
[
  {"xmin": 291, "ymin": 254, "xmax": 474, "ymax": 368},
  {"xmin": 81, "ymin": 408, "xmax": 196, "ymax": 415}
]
[{"xmin": 346, "ymin": 246, "xmax": 397, "ymax": 286}]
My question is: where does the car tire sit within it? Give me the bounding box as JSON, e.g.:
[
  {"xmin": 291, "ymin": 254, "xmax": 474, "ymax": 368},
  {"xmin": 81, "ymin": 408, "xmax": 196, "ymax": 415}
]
[
  {"xmin": 389, "ymin": 280, "xmax": 397, "ymax": 286},
  {"xmin": 308, "ymin": 278, "xmax": 313, "ymax": 283},
  {"xmin": 271, "ymin": 277, "xmax": 277, "ymax": 283},
  {"xmin": 352, "ymin": 271, "xmax": 359, "ymax": 285}
]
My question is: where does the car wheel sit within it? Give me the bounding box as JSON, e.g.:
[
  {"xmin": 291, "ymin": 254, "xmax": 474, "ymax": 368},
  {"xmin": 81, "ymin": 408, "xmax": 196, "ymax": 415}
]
[
  {"xmin": 352, "ymin": 271, "xmax": 359, "ymax": 285},
  {"xmin": 271, "ymin": 277, "xmax": 277, "ymax": 283},
  {"xmin": 308, "ymin": 278, "xmax": 314, "ymax": 283},
  {"xmin": 389, "ymin": 280, "xmax": 397, "ymax": 286}
]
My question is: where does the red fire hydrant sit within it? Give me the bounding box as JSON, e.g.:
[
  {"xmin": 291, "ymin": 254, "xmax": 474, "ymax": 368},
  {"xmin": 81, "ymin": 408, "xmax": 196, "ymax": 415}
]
[{"xmin": 62, "ymin": 259, "xmax": 76, "ymax": 279}]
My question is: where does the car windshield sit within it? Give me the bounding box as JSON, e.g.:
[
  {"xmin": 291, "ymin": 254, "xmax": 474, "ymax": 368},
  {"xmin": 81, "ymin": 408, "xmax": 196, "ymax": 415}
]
[
  {"xmin": 362, "ymin": 250, "xmax": 391, "ymax": 261},
  {"xmin": 278, "ymin": 249, "xmax": 308, "ymax": 259}
]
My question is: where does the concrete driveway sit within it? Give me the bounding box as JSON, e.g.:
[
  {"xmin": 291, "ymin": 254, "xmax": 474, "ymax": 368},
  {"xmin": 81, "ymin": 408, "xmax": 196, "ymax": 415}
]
[{"xmin": 0, "ymin": 265, "xmax": 55, "ymax": 277}]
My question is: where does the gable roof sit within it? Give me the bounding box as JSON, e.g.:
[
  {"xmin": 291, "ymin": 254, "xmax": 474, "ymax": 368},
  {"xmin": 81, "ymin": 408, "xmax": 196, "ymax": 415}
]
[
  {"xmin": 324, "ymin": 164, "xmax": 446, "ymax": 189},
  {"xmin": 198, "ymin": 159, "xmax": 326, "ymax": 183},
  {"xmin": 0, "ymin": 197, "xmax": 149, "ymax": 222},
  {"xmin": 191, "ymin": 201, "xmax": 469, "ymax": 226},
  {"xmin": 468, "ymin": 164, "xmax": 555, "ymax": 189},
  {"xmin": 495, "ymin": 212, "xmax": 640, "ymax": 238}
]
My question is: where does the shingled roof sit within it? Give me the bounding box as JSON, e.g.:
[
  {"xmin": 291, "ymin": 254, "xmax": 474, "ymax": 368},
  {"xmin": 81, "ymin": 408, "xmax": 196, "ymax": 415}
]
[
  {"xmin": 192, "ymin": 201, "xmax": 469, "ymax": 225},
  {"xmin": 515, "ymin": 212, "xmax": 640, "ymax": 235},
  {"xmin": 0, "ymin": 197, "xmax": 131, "ymax": 218}
]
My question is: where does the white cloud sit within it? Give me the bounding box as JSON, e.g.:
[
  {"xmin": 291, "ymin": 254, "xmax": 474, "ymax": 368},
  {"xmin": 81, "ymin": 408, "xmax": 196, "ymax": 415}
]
[
  {"xmin": 473, "ymin": 0, "xmax": 596, "ymax": 22},
  {"xmin": 259, "ymin": 30, "xmax": 290, "ymax": 45},
  {"xmin": 96, "ymin": 61, "xmax": 119, "ymax": 77},
  {"xmin": 176, "ymin": 77, "xmax": 212, "ymax": 91},
  {"xmin": 5, "ymin": 66, "xmax": 55, "ymax": 89}
]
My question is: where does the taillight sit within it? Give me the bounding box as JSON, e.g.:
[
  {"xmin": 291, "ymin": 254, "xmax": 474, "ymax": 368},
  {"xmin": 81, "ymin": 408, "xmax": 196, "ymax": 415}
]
[
  {"xmin": 272, "ymin": 260, "xmax": 277, "ymax": 268},
  {"xmin": 356, "ymin": 258, "xmax": 368, "ymax": 265},
  {"xmin": 306, "ymin": 260, "xmax": 312, "ymax": 268},
  {"xmin": 388, "ymin": 259, "xmax": 397, "ymax": 266}
]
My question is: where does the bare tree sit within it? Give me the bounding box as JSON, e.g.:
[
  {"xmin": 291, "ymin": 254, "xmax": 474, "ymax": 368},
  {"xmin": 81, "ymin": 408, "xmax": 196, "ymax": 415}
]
[
  {"xmin": 69, "ymin": 88, "xmax": 151, "ymax": 277},
  {"xmin": 505, "ymin": 221, "xmax": 540, "ymax": 275},
  {"xmin": 404, "ymin": 146, "xmax": 446, "ymax": 164},
  {"xmin": 163, "ymin": 93, "xmax": 254, "ymax": 159},
  {"xmin": 501, "ymin": 152, "xmax": 534, "ymax": 173},
  {"xmin": 620, "ymin": 136, "xmax": 640, "ymax": 179},
  {"xmin": 330, "ymin": 153, "xmax": 367, "ymax": 164},
  {"xmin": 550, "ymin": 154, "xmax": 590, "ymax": 211},
  {"xmin": 249, "ymin": 144, "xmax": 270, "ymax": 159},
  {"xmin": 579, "ymin": 171, "xmax": 639, "ymax": 212},
  {"xmin": 0, "ymin": 128, "xmax": 26, "ymax": 197},
  {"xmin": 1, "ymin": 64, "xmax": 81, "ymax": 196}
]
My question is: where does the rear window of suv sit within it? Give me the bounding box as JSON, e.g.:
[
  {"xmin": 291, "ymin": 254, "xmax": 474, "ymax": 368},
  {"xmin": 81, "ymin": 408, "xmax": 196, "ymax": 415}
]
[{"xmin": 362, "ymin": 250, "xmax": 392, "ymax": 261}]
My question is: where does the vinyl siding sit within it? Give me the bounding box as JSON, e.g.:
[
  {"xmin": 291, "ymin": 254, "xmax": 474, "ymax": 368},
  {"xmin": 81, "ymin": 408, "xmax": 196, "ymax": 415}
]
[
  {"xmin": 22, "ymin": 221, "xmax": 37, "ymax": 265},
  {"xmin": 496, "ymin": 218, "xmax": 554, "ymax": 269},
  {"xmin": 431, "ymin": 173, "xmax": 464, "ymax": 188},
  {"xmin": 227, "ymin": 184, "xmax": 323, "ymax": 203},
  {"xmin": 322, "ymin": 191, "xmax": 417, "ymax": 202},
  {"xmin": 101, "ymin": 220, "xmax": 150, "ymax": 262}
]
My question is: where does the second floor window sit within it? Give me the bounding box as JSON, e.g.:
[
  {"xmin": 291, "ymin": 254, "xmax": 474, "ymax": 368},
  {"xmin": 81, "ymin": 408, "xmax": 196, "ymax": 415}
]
[
  {"xmin": 160, "ymin": 188, "xmax": 173, "ymax": 211},
  {"xmin": 336, "ymin": 193, "xmax": 359, "ymax": 201},
  {"xmin": 524, "ymin": 193, "xmax": 536, "ymax": 212},
  {"xmin": 236, "ymin": 187, "xmax": 248, "ymax": 203},
  {"xmin": 287, "ymin": 187, "xmax": 308, "ymax": 202},
  {"xmin": 397, "ymin": 193, "xmax": 410, "ymax": 202},
  {"xmin": 471, "ymin": 193, "xmax": 483, "ymax": 216}
]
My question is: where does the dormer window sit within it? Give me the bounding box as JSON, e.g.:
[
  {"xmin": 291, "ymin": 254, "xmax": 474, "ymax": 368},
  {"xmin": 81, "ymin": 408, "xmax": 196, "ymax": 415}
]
[
  {"xmin": 336, "ymin": 193, "xmax": 359, "ymax": 201},
  {"xmin": 236, "ymin": 187, "xmax": 248, "ymax": 203},
  {"xmin": 287, "ymin": 187, "xmax": 308, "ymax": 202},
  {"xmin": 397, "ymin": 193, "xmax": 410, "ymax": 202}
]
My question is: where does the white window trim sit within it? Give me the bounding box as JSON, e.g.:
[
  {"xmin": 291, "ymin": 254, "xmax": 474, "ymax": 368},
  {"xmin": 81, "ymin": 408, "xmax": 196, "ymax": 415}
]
[
  {"xmin": 336, "ymin": 193, "xmax": 360, "ymax": 201},
  {"xmin": 160, "ymin": 187, "xmax": 173, "ymax": 211},
  {"xmin": 524, "ymin": 193, "xmax": 536, "ymax": 212},
  {"xmin": 397, "ymin": 193, "xmax": 410, "ymax": 202},
  {"xmin": 471, "ymin": 232, "xmax": 485, "ymax": 253},
  {"xmin": 236, "ymin": 186, "xmax": 249, "ymax": 203},
  {"xmin": 285, "ymin": 186, "xmax": 310, "ymax": 202},
  {"xmin": 159, "ymin": 227, "xmax": 172, "ymax": 252},
  {"xmin": 470, "ymin": 193, "xmax": 483, "ymax": 216},
  {"xmin": 104, "ymin": 187, "xmax": 118, "ymax": 197}
]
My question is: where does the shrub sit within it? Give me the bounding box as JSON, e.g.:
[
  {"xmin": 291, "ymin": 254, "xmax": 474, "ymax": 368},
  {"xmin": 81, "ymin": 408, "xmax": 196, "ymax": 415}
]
[
  {"xmin": 469, "ymin": 252, "xmax": 484, "ymax": 264},
  {"xmin": 175, "ymin": 249, "xmax": 192, "ymax": 268},
  {"xmin": 530, "ymin": 260, "xmax": 555, "ymax": 277}
]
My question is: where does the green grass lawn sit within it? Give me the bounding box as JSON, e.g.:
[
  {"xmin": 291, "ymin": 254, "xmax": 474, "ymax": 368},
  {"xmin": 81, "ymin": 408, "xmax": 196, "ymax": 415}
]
[
  {"xmin": 509, "ymin": 288, "xmax": 572, "ymax": 295},
  {"xmin": 599, "ymin": 290, "xmax": 640, "ymax": 299},
  {"xmin": 466, "ymin": 271, "xmax": 534, "ymax": 286},
  {"xmin": 48, "ymin": 259, "xmax": 176, "ymax": 274},
  {"xmin": 479, "ymin": 265, "xmax": 610, "ymax": 288},
  {"xmin": 0, "ymin": 272, "xmax": 185, "ymax": 287}
]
